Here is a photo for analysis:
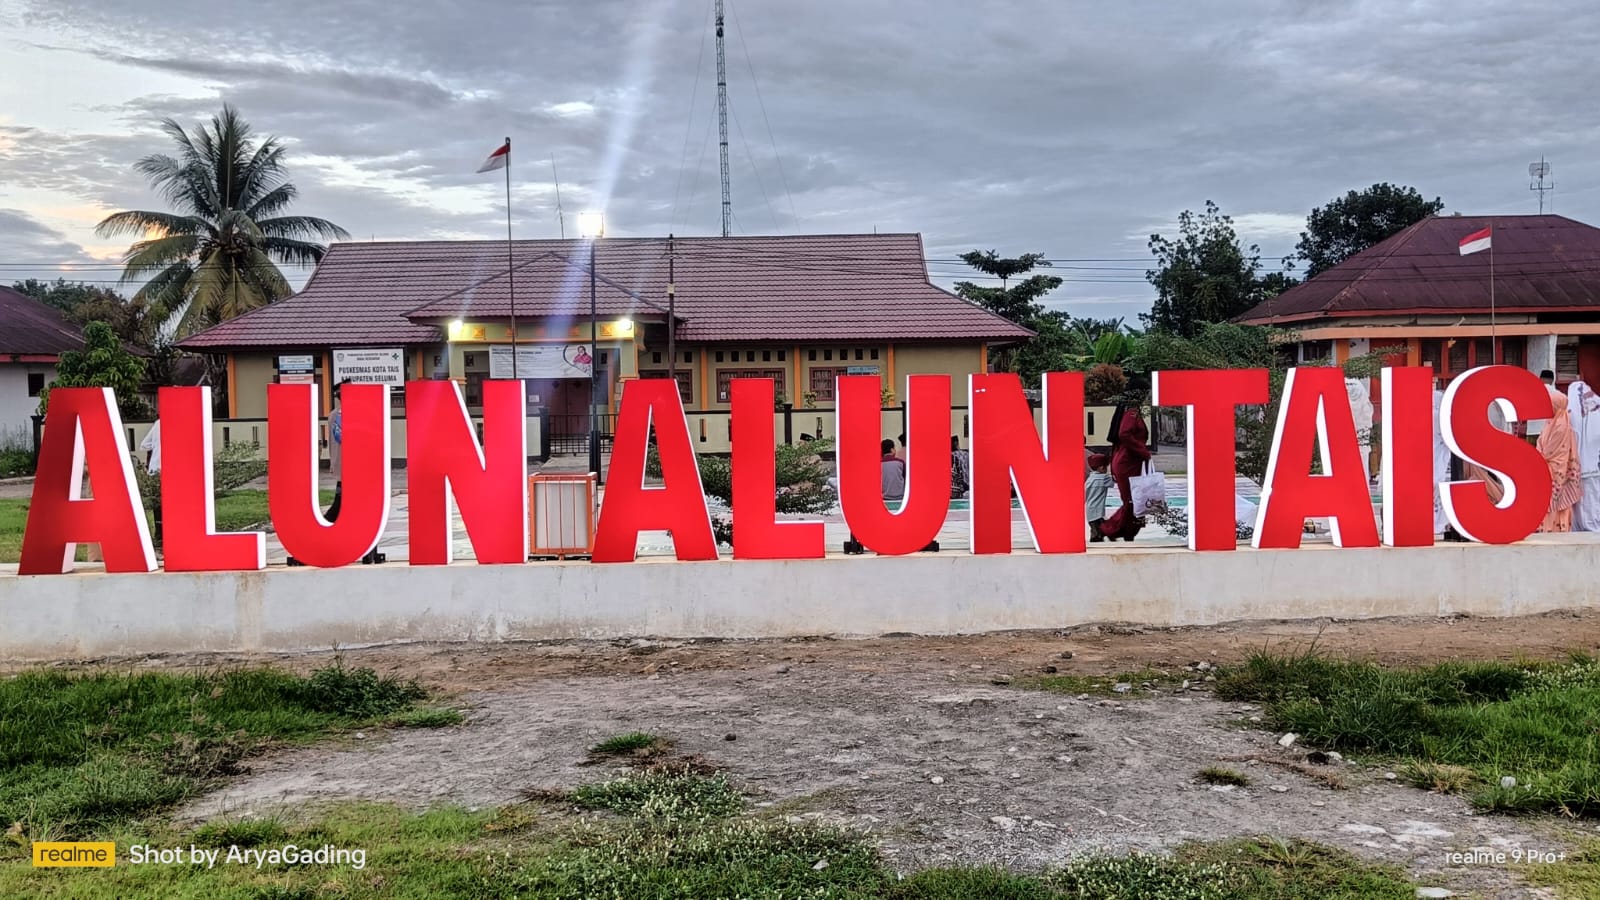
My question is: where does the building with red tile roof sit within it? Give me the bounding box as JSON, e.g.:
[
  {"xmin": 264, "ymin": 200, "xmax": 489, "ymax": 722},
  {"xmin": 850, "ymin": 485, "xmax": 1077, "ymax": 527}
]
[
  {"xmin": 0, "ymin": 285, "xmax": 89, "ymax": 437},
  {"xmin": 180, "ymin": 233, "xmax": 1033, "ymax": 451},
  {"xmin": 1235, "ymin": 214, "xmax": 1600, "ymax": 387}
]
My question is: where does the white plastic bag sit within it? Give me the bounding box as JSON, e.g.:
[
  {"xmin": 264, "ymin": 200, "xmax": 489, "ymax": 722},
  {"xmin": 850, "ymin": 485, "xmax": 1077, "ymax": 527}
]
[{"xmin": 1130, "ymin": 464, "xmax": 1167, "ymax": 516}]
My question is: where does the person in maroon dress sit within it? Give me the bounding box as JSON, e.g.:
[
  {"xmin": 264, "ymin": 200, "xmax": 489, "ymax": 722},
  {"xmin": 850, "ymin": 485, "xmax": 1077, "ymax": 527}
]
[{"xmin": 1098, "ymin": 401, "xmax": 1152, "ymax": 542}]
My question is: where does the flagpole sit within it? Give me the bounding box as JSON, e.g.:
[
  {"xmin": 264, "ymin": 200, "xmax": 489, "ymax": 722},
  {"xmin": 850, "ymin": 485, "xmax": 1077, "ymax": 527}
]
[
  {"xmin": 1489, "ymin": 222, "xmax": 1496, "ymax": 350},
  {"xmin": 504, "ymin": 136, "xmax": 518, "ymax": 381}
]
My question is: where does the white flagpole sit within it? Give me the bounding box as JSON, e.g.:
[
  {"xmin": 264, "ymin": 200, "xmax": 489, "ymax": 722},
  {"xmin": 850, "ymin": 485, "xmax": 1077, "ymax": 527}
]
[
  {"xmin": 1489, "ymin": 222, "xmax": 1496, "ymax": 350},
  {"xmin": 504, "ymin": 137, "xmax": 518, "ymax": 380}
]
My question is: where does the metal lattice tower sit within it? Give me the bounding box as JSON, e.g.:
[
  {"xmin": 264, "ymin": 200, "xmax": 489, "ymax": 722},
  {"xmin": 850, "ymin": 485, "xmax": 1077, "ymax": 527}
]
[
  {"xmin": 715, "ymin": 0, "xmax": 732, "ymax": 236},
  {"xmin": 1529, "ymin": 158, "xmax": 1554, "ymax": 214}
]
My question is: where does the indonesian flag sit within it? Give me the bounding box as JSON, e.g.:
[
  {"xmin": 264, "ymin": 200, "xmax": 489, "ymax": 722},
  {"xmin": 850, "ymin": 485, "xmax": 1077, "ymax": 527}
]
[
  {"xmin": 1459, "ymin": 227, "xmax": 1491, "ymax": 256},
  {"xmin": 475, "ymin": 141, "xmax": 509, "ymax": 173}
]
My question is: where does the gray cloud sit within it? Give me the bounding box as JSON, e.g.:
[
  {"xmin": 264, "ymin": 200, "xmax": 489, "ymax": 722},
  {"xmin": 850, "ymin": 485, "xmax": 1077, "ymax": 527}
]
[{"xmin": 5, "ymin": 0, "xmax": 1600, "ymax": 322}]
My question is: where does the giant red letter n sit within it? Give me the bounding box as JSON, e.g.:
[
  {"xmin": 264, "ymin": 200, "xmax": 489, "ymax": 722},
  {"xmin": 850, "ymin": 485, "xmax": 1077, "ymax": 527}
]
[{"xmin": 969, "ymin": 371, "xmax": 1083, "ymax": 554}]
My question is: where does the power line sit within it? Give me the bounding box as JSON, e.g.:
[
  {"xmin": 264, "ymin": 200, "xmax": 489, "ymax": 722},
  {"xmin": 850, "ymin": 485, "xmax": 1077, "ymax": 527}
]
[{"xmin": 727, "ymin": 0, "xmax": 798, "ymax": 227}]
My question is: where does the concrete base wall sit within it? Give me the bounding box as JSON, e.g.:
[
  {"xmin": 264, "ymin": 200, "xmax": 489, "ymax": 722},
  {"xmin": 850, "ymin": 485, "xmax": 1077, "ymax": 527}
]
[{"xmin": 3, "ymin": 535, "xmax": 1598, "ymax": 660}]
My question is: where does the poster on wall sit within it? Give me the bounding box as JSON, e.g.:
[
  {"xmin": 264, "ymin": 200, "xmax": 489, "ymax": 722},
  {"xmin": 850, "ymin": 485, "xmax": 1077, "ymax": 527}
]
[
  {"xmin": 332, "ymin": 348, "xmax": 405, "ymax": 386},
  {"xmin": 277, "ymin": 354, "xmax": 316, "ymax": 385},
  {"xmin": 488, "ymin": 345, "xmax": 593, "ymax": 379}
]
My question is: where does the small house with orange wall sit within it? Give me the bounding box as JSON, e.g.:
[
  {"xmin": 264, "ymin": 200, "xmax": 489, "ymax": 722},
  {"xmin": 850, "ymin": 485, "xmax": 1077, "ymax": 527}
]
[{"xmin": 1235, "ymin": 214, "xmax": 1600, "ymax": 389}]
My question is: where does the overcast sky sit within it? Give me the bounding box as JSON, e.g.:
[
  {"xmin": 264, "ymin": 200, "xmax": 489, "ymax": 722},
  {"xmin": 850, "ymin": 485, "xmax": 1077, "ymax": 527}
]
[{"xmin": 2, "ymin": 0, "xmax": 1597, "ymax": 322}]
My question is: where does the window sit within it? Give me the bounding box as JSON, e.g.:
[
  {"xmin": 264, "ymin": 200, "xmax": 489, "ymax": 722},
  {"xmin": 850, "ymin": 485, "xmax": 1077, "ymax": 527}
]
[
  {"xmin": 1448, "ymin": 339, "xmax": 1469, "ymax": 373},
  {"xmin": 27, "ymin": 373, "xmax": 45, "ymax": 397},
  {"xmin": 823, "ymin": 349, "xmax": 832, "ymax": 361},
  {"xmin": 683, "ymin": 352, "xmax": 694, "ymax": 363},
  {"xmin": 1557, "ymin": 338, "xmax": 1581, "ymax": 381},
  {"xmin": 870, "ymin": 349, "xmax": 879, "ymax": 360},
  {"xmin": 1420, "ymin": 339, "xmax": 1444, "ymax": 373},
  {"xmin": 651, "ymin": 351, "xmax": 662, "ymax": 364},
  {"xmin": 716, "ymin": 368, "xmax": 786, "ymax": 403},
  {"xmin": 809, "ymin": 367, "xmax": 842, "ymax": 402},
  {"xmin": 641, "ymin": 371, "xmax": 692, "ymax": 403},
  {"xmin": 746, "ymin": 350, "xmax": 756, "ymax": 362},
  {"xmin": 777, "ymin": 350, "xmax": 786, "ymax": 362},
  {"xmin": 808, "ymin": 349, "xmax": 817, "ymax": 361},
  {"xmin": 855, "ymin": 349, "xmax": 865, "ymax": 361},
  {"xmin": 1472, "ymin": 339, "xmax": 1494, "ymax": 367},
  {"xmin": 1501, "ymin": 338, "xmax": 1526, "ymax": 369},
  {"xmin": 762, "ymin": 350, "xmax": 772, "ymax": 362},
  {"xmin": 1299, "ymin": 340, "xmax": 1333, "ymax": 364},
  {"xmin": 715, "ymin": 351, "xmax": 725, "ymax": 362}
]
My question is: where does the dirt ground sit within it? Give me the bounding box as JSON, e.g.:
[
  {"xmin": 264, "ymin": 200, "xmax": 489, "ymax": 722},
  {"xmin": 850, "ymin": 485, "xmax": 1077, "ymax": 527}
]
[{"xmin": 77, "ymin": 610, "xmax": 1588, "ymax": 899}]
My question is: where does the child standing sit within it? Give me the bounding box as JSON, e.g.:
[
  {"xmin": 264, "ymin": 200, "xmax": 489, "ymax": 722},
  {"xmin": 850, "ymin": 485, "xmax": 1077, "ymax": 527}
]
[{"xmin": 1085, "ymin": 452, "xmax": 1113, "ymax": 543}]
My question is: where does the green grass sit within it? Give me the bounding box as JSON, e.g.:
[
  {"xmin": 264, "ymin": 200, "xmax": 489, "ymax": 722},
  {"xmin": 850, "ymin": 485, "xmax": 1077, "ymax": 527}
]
[
  {"xmin": 0, "ymin": 797, "xmax": 1432, "ymax": 900},
  {"xmin": 1197, "ymin": 767, "xmax": 1250, "ymax": 787},
  {"xmin": 0, "ymin": 491, "xmax": 333, "ymax": 562},
  {"xmin": 567, "ymin": 771, "xmax": 745, "ymax": 821},
  {"xmin": 1216, "ymin": 650, "xmax": 1600, "ymax": 816},
  {"xmin": 0, "ymin": 663, "xmax": 443, "ymax": 836},
  {"xmin": 1014, "ymin": 667, "xmax": 1187, "ymax": 696},
  {"xmin": 589, "ymin": 731, "xmax": 667, "ymax": 756},
  {"xmin": 1525, "ymin": 838, "xmax": 1600, "ymax": 899}
]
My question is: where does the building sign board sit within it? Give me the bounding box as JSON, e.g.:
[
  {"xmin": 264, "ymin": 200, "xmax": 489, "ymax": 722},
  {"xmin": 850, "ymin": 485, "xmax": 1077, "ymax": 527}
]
[
  {"xmin": 15, "ymin": 366, "xmax": 1560, "ymax": 576},
  {"xmin": 846, "ymin": 365, "xmax": 880, "ymax": 376},
  {"xmin": 488, "ymin": 345, "xmax": 593, "ymax": 380},
  {"xmin": 332, "ymin": 349, "xmax": 405, "ymax": 386},
  {"xmin": 278, "ymin": 355, "xmax": 315, "ymax": 373}
]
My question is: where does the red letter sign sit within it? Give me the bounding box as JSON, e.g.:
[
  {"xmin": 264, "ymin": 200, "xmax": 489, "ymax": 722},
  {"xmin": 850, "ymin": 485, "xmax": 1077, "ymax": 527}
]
[
  {"xmin": 406, "ymin": 380, "xmax": 528, "ymax": 565},
  {"xmin": 19, "ymin": 387, "xmax": 155, "ymax": 574},
  {"xmin": 267, "ymin": 383, "xmax": 391, "ymax": 567},
  {"xmin": 159, "ymin": 386, "xmax": 265, "ymax": 571},
  {"xmin": 593, "ymin": 378, "xmax": 717, "ymax": 562},
  {"xmin": 836, "ymin": 374, "xmax": 950, "ymax": 555},
  {"xmin": 1380, "ymin": 367, "xmax": 1437, "ymax": 547},
  {"xmin": 1152, "ymin": 369, "xmax": 1269, "ymax": 550},
  {"xmin": 1440, "ymin": 366, "xmax": 1552, "ymax": 543},
  {"xmin": 731, "ymin": 379, "xmax": 824, "ymax": 559},
  {"xmin": 1254, "ymin": 367, "xmax": 1379, "ymax": 549},
  {"xmin": 969, "ymin": 371, "xmax": 1084, "ymax": 553}
]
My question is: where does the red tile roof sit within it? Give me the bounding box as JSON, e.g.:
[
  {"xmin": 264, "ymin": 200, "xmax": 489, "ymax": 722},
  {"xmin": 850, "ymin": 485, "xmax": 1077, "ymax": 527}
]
[
  {"xmin": 0, "ymin": 285, "xmax": 87, "ymax": 356},
  {"xmin": 180, "ymin": 233, "xmax": 1033, "ymax": 349},
  {"xmin": 1236, "ymin": 215, "xmax": 1600, "ymax": 325}
]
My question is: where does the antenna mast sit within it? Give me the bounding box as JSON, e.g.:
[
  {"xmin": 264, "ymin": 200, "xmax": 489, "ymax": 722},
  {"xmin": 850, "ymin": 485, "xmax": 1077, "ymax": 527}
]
[
  {"xmin": 1529, "ymin": 158, "xmax": 1553, "ymax": 214},
  {"xmin": 715, "ymin": 0, "xmax": 732, "ymax": 237},
  {"xmin": 551, "ymin": 156, "xmax": 565, "ymax": 238}
]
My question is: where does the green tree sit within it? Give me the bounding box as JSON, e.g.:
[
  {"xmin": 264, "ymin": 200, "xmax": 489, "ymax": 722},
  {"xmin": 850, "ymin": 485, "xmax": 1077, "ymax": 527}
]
[
  {"xmin": 953, "ymin": 250, "xmax": 1083, "ymax": 385},
  {"xmin": 96, "ymin": 105, "xmax": 349, "ymax": 336},
  {"xmin": 37, "ymin": 321, "xmax": 148, "ymax": 419},
  {"xmin": 1143, "ymin": 202, "xmax": 1264, "ymax": 338},
  {"xmin": 1296, "ymin": 183, "xmax": 1444, "ymax": 277},
  {"xmin": 11, "ymin": 278, "xmax": 125, "ymax": 315}
]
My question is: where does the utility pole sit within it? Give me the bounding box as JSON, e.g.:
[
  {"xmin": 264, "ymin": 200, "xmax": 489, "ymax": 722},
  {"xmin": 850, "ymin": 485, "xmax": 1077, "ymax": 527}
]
[
  {"xmin": 715, "ymin": 0, "xmax": 732, "ymax": 237},
  {"xmin": 667, "ymin": 234, "xmax": 677, "ymax": 386}
]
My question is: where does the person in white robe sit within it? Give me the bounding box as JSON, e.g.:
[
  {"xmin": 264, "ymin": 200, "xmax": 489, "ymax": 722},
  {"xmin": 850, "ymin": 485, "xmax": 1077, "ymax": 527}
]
[
  {"xmin": 1346, "ymin": 378, "xmax": 1374, "ymax": 484},
  {"xmin": 1566, "ymin": 380, "xmax": 1600, "ymax": 531},
  {"xmin": 1432, "ymin": 387, "xmax": 1453, "ymax": 534}
]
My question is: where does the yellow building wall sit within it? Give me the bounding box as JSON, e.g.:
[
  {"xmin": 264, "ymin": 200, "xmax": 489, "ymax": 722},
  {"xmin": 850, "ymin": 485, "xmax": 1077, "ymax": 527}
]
[
  {"xmin": 232, "ymin": 353, "xmax": 278, "ymax": 418},
  {"xmin": 892, "ymin": 344, "xmax": 986, "ymax": 405}
]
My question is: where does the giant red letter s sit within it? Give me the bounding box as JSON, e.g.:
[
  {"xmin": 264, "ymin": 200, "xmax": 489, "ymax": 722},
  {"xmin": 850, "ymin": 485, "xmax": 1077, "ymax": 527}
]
[
  {"xmin": 159, "ymin": 386, "xmax": 266, "ymax": 571},
  {"xmin": 19, "ymin": 387, "xmax": 155, "ymax": 574},
  {"xmin": 1440, "ymin": 366, "xmax": 1551, "ymax": 543},
  {"xmin": 267, "ymin": 383, "xmax": 391, "ymax": 567}
]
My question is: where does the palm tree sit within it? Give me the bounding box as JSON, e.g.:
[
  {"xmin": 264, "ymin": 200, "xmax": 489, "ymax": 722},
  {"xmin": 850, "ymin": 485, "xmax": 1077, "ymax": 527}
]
[{"xmin": 97, "ymin": 105, "xmax": 349, "ymax": 335}]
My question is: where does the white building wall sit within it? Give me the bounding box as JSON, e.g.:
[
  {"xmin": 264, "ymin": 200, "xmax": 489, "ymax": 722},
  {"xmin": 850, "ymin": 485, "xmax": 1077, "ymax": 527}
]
[
  {"xmin": 1527, "ymin": 334, "xmax": 1557, "ymax": 377},
  {"xmin": 0, "ymin": 364, "xmax": 54, "ymax": 444}
]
